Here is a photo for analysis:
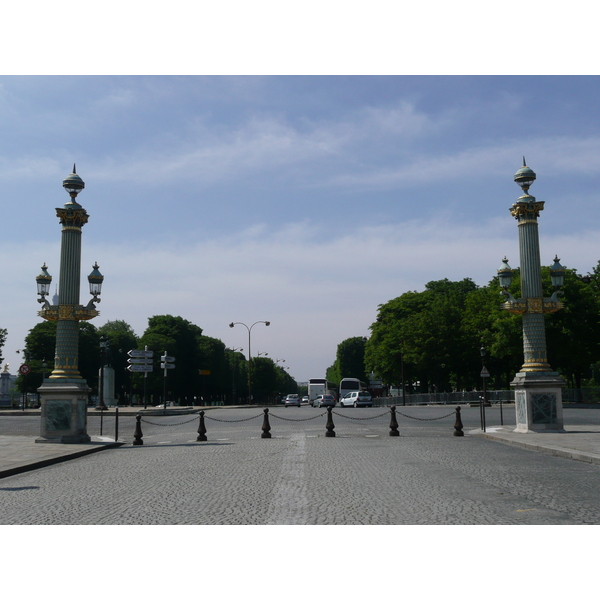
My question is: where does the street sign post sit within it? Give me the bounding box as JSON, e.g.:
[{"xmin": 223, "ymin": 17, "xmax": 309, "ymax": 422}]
[
  {"xmin": 127, "ymin": 349, "xmax": 154, "ymax": 408},
  {"xmin": 128, "ymin": 350, "xmax": 153, "ymax": 358},
  {"xmin": 127, "ymin": 365, "xmax": 154, "ymax": 372},
  {"xmin": 160, "ymin": 352, "xmax": 175, "ymax": 414}
]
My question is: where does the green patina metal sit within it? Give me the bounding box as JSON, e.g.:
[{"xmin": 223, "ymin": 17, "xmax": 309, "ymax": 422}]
[{"xmin": 38, "ymin": 166, "xmax": 101, "ymax": 379}]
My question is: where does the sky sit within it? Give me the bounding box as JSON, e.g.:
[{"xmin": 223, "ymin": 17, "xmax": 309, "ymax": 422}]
[{"xmin": 2, "ymin": 74, "xmax": 600, "ymax": 381}]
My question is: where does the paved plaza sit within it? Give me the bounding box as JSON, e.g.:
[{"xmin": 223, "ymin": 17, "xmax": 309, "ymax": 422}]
[{"xmin": 1, "ymin": 405, "xmax": 599, "ymax": 525}]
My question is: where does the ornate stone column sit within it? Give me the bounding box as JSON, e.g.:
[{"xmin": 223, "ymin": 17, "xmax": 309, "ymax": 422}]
[
  {"xmin": 501, "ymin": 160, "xmax": 565, "ymax": 432},
  {"xmin": 36, "ymin": 166, "xmax": 102, "ymax": 443}
]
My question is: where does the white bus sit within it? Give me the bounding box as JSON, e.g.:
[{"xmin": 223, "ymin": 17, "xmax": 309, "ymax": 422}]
[
  {"xmin": 339, "ymin": 377, "xmax": 366, "ymax": 401},
  {"xmin": 308, "ymin": 378, "xmax": 338, "ymax": 402}
]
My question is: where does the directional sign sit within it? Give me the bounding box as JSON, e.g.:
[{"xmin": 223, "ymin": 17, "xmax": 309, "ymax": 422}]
[
  {"xmin": 161, "ymin": 364, "xmax": 176, "ymax": 370},
  {"xmin": 199, "ymin": 370, "xmax": 211, "ymax": 375},
  {"xmin": 128, "ymin": 350, "xmax": 153, "ymax": 358},
  {"xmin": 128, "ymin": 358, "xmax": 153, "ymax": 365},
  {"xmin": 128, "ymin": 365, "xmax": 154, "ymax": 372},
  {"xmin": 160, "ymin": 356, "xmax": 175, "ymax": 363}
]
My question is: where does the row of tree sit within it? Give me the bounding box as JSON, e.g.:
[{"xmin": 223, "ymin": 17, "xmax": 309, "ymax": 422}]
[
  {"xmin": 326, "ymin": 261, "xmax": 600, "ymax": 393},
  {"xmin": 13, "ymin": 315, "xmax": 298, "ymax": 404}
]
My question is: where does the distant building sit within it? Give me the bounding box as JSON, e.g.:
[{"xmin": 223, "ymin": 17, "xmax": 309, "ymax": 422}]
[{"xmin": 0, "ymin": 364, "xmax": 17, "ymax": 407}]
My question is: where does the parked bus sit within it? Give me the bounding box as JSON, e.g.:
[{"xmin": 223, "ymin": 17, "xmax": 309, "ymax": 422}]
[
  {"xmin": 308, "ymin": 378, "xmax": 338, "ymax": 402},
  {"xmin": 339, "ymin": 377, "xmax": 366, "ymax": 401}
]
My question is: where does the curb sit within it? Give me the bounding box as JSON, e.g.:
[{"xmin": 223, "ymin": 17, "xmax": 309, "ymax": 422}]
[
  {"xmin": 477, "ymin": 432, "xmax": 600, "ymax": 465},
  {"xmin": 0, "ymin": 441, "xmax": 124, "ymax": 480}
]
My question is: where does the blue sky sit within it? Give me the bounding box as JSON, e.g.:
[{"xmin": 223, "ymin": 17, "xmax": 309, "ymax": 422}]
[{"xmin": 2, "ymin": 75, "xmax": 600, "ymax": 381}]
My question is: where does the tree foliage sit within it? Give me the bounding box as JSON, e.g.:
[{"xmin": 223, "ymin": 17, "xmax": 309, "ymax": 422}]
[
  {"xmin": 326, "ymin": 336, "xmax": 368, "ymax": 384},
  {"xmin": 364, "ymin": 268, "xmax": 600, "ymax": 393},
  {"xmin": 19, "ymin": 321, "xmax": 101, "ymax": 394}
]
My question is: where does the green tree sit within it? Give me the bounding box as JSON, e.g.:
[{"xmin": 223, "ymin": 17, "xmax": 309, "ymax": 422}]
[
  {"xmin": 97, "ymin": 320, "xmax": 139, "ymax": 404},
  {"xmin": 225, "ymin": 348, "xmax": 248, "ymax": 403},
  {"xmin": 138, "ymin": 315, "xmax": 203, "ymax": 404},
  {"xmin": 327, "ymin": 337, "xmax": 368, "ymax": 385},
  {"xmin": 19, "ymin": 321, "xmax": 101, "ymax": 394},
  {"xmin": 366, "ymin": 279, "xmax": 480, "ymax": 393},
  {"xmin": 544, "ymin": 266, "xmax": 600, "ymax": 388}
]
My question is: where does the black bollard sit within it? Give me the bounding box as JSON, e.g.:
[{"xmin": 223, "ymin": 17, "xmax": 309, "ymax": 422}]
[
  {"xmin": 261, "ymin": 408, "xmax": 271, "ymax": 438},
  {"xmin": 197, "ymin": 410, "xmax": 207, "ymax": 442},
  {"xmin": 325, "ymin": 406, "xmax": 335, "ymax": 437},
  {"xmin": 453, "ymin": 406, "xmax": 464, "ymax": 437},
  {"xmin": 133, "ymin": 414, "xmax": 143, "ymax": 445},
  {"xmin": 389, "ymin": 405, "xmax": 400, "ymax": 437}
]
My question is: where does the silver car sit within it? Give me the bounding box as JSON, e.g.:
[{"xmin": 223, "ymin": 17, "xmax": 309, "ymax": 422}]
[
  {"xmin": 284, "ymin": 394, "xmax": 301, "ymax": 407},
  {"xmin": 313, "ymin": 394, "xmax": 336, "ymax": 408},
  {"xmin": 340, "ymin": 391, "xmax": 372, "ymax": 407}
]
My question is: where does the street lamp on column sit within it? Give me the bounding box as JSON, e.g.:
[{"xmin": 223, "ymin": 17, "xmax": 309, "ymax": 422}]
[
  {"xmin": 36, "ymin": 165, "xmax": 104, "ymax": 443},
  {"xmin": 98, "ymin": 335, "xmax": 109, "ymax": 411},
  {"xmin": 498, "ymin": 158, "xmax": 566, "ymax": 432},
  {"xmin": 479, "ymin": 344, "xmax": 487, "ymax": 432},
  {"xmin": 229, "ymin": 321, "xmax": 270, "ymax": 404}
]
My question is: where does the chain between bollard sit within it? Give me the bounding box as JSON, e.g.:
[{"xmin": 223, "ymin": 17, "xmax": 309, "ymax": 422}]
[
  {"xmin": 269, "ymin": 412, "xmax": 326, "ymax": 422},
  {"xmin": 203, "ymin": 413, "xmax": 263, "ymax": 423},
  {"xmin": 332, "ymin": 409, "xmax": 391, "ymax": 421},
  {"xmin": 394, "ymin": 410, "xmax": 456, "ymax": 421},
  {"xmin": 140, "ymin": 415, "xmax": 201, "ymax": 427}
]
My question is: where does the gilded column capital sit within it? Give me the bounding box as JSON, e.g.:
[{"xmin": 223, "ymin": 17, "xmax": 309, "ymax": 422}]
[
  {"xmin": 56, "ymin": 205, "xmax": 89, "ymax": 228},
  {"xmin": 510, "ymin": 197, "xmax": 545, "ymax": 221}
]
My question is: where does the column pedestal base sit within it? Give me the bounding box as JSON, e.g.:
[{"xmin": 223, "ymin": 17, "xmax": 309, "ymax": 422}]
[
  {"xmin": 36, "ymin": 379, "xmax": 91, "ymax": 444},
  {"xmin": 511, "ymin": 371, "xmax": 565, "ymax": 433}
]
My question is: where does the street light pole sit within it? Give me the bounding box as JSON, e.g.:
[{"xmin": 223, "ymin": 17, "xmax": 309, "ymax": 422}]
[
  {"xmin": 498, "ymin": 159, "xmax": 566, "ymax": 433},
  {"xmin": 97, "ymin": 336, "xmax": 108, "ymax": 411},
  {"xmin": 36, "ymin": 166, "xmax": 104, "ymax": 443},
  {"xmin": 480, "ymin": 344, "xmax": 487, "ymax": 432},
  {"xmin": 229, "ymin": 321, "xmax": 270, "ymax": 404}
]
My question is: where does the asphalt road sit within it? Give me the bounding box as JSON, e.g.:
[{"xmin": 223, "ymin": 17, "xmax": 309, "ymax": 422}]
[{"xmin": 1, "ymin": 406, "xmax": 599, "ymax": 524}]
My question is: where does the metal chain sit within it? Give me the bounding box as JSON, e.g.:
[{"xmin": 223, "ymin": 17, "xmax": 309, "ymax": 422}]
[
  {"xmin": 395, "ymin": 410, "xmax": 455, "ymax": 421},
  {"xmin": 270, "ymin": 411, "xmax": 327, "ymax": 422},
  {"xmin": 332, "ymin": 409, "xmax": 391, "ymax": 421},
  {"xmin": 140, "ymin": 415, "xmax": 200, "ymax": 427},
  {"xmin": 204, "ymin": 413, "xmax": 263, "ymax": 423}
]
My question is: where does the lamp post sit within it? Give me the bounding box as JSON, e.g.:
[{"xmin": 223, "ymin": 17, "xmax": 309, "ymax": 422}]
[
  {"xmin": 479, "ymin": 344, "xmax": 488, "ymax": 432},
  {"xmin": 36, "ymin": 165, "xmax": 104, "ymax": 443},
  {"xmin": 498, "ymin": 159, "xmax": 565, "ymax": 432},
  {"xmin": 229, "ymin": 347, "xmax": 243, "ymax": 404},
  {"xmin": 97, "ymin": 336, "xmax": 109, "ymax": 411},
  {"xmin": 229, "ymin": 321, "xmax": 270, "ymax": 404}
]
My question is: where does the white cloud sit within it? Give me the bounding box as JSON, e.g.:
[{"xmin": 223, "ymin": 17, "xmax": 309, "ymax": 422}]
[{"xmin": 3, "ymin": 216, "xmax": 597, "ymax": 381}]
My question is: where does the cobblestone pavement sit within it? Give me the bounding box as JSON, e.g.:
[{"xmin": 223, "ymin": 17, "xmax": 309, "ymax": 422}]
[{"xmin": 1, "ymin": 406, "xmax": 599, "ymax": 524}]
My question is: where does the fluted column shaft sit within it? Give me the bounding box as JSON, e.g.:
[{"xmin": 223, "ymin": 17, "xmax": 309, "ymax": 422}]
[
  {"xmin": 513, "ymin": 195, "xmax": 551, "ymax": 372},
  {"xmin": 50, "ymin": 202, "xmax": 89, "ymax": 379}
]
